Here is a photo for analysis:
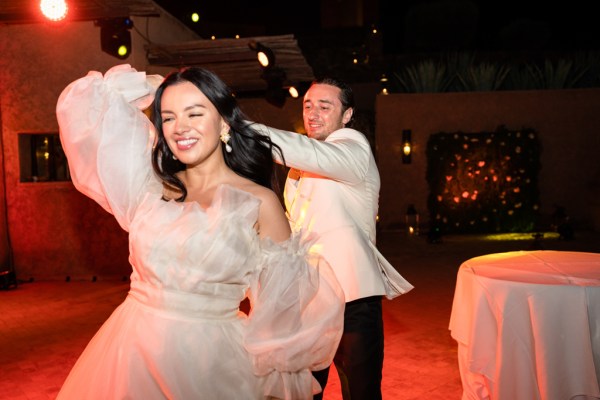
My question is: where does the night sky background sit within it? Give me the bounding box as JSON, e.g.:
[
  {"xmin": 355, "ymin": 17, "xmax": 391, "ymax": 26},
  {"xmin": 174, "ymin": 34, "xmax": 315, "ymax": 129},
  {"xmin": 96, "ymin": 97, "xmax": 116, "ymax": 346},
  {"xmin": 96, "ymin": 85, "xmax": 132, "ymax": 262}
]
[{"xmin": 153, "ymin": 0, "xmax": 600, "ymax": 55}]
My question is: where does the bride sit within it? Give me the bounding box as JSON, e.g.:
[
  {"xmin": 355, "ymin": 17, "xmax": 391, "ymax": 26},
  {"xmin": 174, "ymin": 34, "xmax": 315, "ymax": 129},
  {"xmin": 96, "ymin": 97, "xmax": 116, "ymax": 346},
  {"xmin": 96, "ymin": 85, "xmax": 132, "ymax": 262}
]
[{"xmin": 55, "ymin": 64, "xmax": 344, "ymax": 399}]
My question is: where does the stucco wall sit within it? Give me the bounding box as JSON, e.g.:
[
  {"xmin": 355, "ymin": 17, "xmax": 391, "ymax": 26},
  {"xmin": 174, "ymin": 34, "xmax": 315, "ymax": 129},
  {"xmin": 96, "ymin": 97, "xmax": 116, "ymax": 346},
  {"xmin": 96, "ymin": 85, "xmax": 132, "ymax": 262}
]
[{"xmin": 376, "ymin": 89, "xmax": 600, "ymax": 233}]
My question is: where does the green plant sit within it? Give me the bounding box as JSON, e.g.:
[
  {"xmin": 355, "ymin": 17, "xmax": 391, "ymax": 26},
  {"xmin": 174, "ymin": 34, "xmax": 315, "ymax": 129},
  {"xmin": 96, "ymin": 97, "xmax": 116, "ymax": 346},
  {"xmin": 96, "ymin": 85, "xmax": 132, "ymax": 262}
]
[
  {"xmin": 570, "ymin": 51, "xmax": 600, "ymax": 88},
  {"xmin": 389, "ymin": 50, "xmax": 600, "ymax": 93},
  {"xmin": 503, "ymin": 65, "xmax": 540, "ymax": 90},
  {"xmin": 524, "ymin": 59, "xmax": 585, "ymax": 89},
  {"xmin": 457, "ymin": 62, "xmax": 511, "ymax": 91},
  {"xmin": 443, "ymin": 51, "xmax": 476, "ymax": 92},
  {"xmin": 392, "ymin": 60, "xmax": 453, "ymax": 93}
]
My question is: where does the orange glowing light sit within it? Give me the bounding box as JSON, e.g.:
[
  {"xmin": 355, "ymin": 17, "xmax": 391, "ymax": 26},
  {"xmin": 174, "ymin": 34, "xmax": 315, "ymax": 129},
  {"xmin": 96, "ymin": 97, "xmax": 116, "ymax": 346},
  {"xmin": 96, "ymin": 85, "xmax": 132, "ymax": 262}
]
[
  {"xmin": 462, "ymin": 191, "xmax": 469, "ymax": 198},
  {"xmin": 478, "ymin": 161, "xmax": 485, "ymax": 167},
  {"xmin": 40, "ymin": 0, "xmax": 68, "ymax": 21}
]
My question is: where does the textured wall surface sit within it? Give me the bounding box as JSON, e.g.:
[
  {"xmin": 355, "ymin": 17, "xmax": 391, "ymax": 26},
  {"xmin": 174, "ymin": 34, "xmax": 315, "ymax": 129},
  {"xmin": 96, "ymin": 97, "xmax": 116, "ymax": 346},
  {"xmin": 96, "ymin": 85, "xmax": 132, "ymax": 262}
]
[{"xmin": 0, "ymin": 15, "xmax": 199, "ymax": 280}]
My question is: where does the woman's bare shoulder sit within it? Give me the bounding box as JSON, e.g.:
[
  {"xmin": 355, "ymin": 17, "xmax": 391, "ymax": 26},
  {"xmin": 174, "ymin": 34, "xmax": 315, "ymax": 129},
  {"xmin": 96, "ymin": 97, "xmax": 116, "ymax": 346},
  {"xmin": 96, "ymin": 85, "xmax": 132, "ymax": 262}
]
[
  {"xmin": 232, "ymin": 177, "xmax": 290, "ymax": 241},
  {"xmin": 235, "ymin": 178, "xmax": 281, "ymax": 207}
]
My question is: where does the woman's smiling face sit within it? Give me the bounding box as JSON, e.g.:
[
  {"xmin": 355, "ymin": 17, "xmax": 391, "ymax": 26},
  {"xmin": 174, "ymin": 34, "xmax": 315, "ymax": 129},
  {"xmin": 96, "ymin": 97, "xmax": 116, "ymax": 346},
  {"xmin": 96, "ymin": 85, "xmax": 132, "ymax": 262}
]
[{"xmin": 159, "ymin": 81, "xmax": 228, "ymax": 166}]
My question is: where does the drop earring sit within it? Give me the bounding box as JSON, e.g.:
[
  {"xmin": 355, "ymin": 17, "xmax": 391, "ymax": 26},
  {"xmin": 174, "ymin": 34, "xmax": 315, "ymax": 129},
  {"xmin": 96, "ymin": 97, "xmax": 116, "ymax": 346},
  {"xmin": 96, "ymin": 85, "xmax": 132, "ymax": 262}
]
[{"xmin": 220, "ymin": 131, "xmax": 232, "ymax": 153}]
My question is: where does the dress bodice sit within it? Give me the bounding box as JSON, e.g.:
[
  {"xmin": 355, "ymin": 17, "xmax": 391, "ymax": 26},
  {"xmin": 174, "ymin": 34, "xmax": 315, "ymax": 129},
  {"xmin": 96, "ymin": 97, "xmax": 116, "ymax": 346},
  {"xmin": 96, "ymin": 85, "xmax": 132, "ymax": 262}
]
[{"xmin": 127, "ymin": 184, "xmax": 262, "ymax": 316}]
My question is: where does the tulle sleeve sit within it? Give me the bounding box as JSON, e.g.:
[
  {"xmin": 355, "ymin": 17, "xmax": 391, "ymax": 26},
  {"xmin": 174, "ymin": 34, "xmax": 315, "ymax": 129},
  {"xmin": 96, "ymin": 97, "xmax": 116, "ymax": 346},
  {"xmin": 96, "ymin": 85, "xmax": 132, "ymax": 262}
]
[
  {"xmin": 55, "ymin": 64, "xmax": 163, "ymax": 231},
  {"xmin": 243, "ymin": 232, "xmax": 345, "ymax": 399}
]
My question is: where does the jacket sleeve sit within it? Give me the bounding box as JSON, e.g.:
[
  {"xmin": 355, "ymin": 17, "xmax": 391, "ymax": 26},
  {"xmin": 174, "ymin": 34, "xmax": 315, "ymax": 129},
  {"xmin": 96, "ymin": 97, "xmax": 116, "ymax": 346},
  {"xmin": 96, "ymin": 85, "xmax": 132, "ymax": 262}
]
[
  {"xmin": 243, "ymin": 232, "xmax": 345, "ymax": 399},
  {"xmin": 56, "ymin": 64, "xmax": 163, "ymax": 231},
  {"xmin": 252, "ymin": 123, "xmax": 371, "ymax": 185}
]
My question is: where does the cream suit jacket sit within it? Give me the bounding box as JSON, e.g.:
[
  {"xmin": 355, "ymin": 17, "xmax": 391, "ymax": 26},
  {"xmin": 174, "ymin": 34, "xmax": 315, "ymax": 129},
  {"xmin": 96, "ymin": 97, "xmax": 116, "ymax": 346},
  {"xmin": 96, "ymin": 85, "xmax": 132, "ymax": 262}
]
[{"xmin": 254, "ymin": 124, "xmax": 414, "ymax": 302}]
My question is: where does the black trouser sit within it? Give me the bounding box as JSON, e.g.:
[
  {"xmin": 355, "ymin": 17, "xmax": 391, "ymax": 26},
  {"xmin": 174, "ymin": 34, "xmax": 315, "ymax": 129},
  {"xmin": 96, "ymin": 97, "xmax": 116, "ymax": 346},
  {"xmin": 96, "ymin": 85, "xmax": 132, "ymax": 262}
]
[{"xmin": 313, "ymin": 295, "xmax": 384, "ymax": 400}]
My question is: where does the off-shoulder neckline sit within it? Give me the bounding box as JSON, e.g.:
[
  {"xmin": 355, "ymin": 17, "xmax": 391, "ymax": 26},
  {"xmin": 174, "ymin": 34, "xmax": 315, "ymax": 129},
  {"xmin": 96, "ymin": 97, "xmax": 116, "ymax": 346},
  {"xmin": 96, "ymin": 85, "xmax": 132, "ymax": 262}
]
[{"xmin": 167, "ymin": 183, "xmax": 261, "ymax": 213}]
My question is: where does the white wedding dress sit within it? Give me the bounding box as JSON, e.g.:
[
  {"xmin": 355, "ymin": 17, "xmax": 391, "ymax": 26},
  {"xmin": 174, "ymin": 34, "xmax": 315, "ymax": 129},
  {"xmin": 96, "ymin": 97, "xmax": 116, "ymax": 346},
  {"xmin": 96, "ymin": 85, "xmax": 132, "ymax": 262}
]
[{"xmin": 55, "ymin": 65, "xmax": 344, "ymax": 400}]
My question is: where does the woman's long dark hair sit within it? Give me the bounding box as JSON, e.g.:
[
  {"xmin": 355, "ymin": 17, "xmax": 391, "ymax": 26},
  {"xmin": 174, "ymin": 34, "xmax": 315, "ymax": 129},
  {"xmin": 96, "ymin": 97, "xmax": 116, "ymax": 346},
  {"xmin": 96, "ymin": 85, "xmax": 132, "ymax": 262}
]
[{"xmin": 151, "ymin": 67, "xmax": 284, "ymax": 201}]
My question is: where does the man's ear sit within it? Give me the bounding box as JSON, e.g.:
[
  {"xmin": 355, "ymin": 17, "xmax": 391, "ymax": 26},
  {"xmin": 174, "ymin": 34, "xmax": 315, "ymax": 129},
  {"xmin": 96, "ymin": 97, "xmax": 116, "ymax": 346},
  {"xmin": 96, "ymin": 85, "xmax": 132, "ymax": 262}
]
[{"xmin": 342, "ymin": 107, "xmax": 353, "ymax": 125}]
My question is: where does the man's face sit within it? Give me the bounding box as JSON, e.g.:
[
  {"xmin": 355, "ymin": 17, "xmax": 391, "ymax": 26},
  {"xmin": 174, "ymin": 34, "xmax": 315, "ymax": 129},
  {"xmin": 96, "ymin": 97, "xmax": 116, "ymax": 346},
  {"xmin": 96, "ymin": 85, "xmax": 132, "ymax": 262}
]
[{"xmin": 302, "ymin": 83, "xmax": 353, "ymax": 140}]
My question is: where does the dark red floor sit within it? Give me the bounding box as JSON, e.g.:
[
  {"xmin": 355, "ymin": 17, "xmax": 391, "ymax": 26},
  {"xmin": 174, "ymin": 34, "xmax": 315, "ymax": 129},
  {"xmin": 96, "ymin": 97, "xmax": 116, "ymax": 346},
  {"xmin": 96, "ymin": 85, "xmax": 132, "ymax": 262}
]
[{"xmin": 1, "ymin": 230, "xmax": 599, "ymax": 400}]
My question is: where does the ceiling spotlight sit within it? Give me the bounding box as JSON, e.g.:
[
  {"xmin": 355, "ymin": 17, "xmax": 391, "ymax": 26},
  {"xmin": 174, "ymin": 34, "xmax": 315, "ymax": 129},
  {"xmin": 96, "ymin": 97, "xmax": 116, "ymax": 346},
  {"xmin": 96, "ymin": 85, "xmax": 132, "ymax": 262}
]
[
  {"xmin": 265, "ymin": 84, "xmax": 287, "ymax": 108},
  {"xmin": 248, "ymin": 40, "xmax": 275, "ymax": 69},
  {"xmin": 95, "ymin": 17, "xmax": 134, "ymax": 60},
  {"xmin": 261, "ymin": 67, "xmax": 287, "ymax": 108},
  {"xmin": 287, "ymin": 82, "xmax": 309, "ymax": 99},
  {"xmin": 288, "ymin": 86, "xmax": 299, "ymax": 98}
]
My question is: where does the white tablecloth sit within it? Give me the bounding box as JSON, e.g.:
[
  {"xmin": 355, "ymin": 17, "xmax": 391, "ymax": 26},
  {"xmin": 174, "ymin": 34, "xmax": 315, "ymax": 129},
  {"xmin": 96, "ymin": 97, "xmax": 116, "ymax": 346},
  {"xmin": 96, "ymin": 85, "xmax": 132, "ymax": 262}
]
[{"xmin": 449, "ymin": 250, "xmax": 600, "ymax": 400}]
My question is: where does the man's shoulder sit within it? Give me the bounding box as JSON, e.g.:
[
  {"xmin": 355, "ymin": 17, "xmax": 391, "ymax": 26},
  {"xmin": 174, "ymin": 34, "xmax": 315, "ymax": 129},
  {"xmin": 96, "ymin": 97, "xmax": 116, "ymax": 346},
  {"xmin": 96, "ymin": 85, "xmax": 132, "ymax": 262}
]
[{"xmin": 327, "ymin": 128, "xmax": 369, "ymax": 144}]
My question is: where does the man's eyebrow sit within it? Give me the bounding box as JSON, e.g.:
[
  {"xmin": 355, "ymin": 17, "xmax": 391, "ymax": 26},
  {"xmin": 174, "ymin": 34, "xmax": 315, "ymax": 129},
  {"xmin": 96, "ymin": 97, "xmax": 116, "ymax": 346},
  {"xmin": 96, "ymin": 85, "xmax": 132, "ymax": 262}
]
[{"xmin": 304, "ymin": 99, "xmax": 334, "ymax": 106}]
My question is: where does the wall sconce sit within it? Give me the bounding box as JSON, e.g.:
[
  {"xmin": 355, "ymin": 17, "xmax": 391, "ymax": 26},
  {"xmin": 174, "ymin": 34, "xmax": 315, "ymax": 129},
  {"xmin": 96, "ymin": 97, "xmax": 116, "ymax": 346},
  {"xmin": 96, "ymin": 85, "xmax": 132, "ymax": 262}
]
[
  {"xmin": 402, "ymin": 129, "xmax": 412, "ymax": 164},
  {"xmin": 380, "ymin": 74, "xmax": 389, "ymax": 95},
  {"xmin": 405, "ymin": 204, "xmax": 420, "ymax": 236}
]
